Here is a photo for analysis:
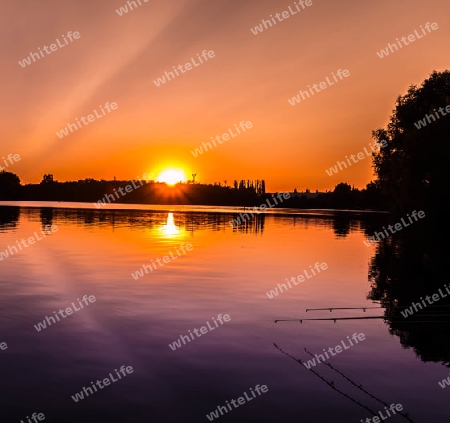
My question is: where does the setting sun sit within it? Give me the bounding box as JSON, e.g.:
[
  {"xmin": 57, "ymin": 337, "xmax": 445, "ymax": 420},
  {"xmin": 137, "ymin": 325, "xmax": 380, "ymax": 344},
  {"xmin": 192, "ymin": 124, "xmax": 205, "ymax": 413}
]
[{"xmin": 157, "ymin": 169, "xmax": 187, "ymax": 185}]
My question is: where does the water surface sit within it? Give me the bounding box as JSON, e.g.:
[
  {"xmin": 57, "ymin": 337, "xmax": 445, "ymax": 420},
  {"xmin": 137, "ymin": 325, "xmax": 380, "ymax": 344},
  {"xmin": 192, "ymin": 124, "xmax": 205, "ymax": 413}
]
[{"xmin": 0, "ymin": 203, "xmax": 447, "ymax": 422}]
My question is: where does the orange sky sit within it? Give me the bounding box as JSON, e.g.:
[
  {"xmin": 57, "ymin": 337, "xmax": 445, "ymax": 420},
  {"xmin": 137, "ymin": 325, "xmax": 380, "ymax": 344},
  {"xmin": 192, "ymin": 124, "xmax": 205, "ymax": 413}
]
[{"xmin": 1, "ymin": 0, "xmax": 449, "ymax": 192}]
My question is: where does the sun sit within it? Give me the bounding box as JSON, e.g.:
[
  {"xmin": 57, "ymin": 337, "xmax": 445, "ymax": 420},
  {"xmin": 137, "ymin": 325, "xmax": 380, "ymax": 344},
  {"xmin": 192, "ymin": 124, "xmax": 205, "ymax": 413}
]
[{"xmin": 157, "ymin": 169, "xmax": 187, "ymax": 185}]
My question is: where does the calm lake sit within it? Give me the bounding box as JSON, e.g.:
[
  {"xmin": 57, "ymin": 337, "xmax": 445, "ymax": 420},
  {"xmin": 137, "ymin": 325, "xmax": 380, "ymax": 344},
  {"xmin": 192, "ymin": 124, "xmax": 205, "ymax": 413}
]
[{"xmin": 0, "ymin": 203, "xmax": 447, "ymax": 422}]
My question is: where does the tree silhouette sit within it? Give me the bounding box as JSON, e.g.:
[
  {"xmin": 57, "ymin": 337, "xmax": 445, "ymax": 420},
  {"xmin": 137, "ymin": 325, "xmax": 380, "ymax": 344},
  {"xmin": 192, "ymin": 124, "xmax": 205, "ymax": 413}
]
[
  {"xmin": 372, "ymin": 70, "xmax": 449, "ymax": 216},
  {"xmin": 333, "ymin": 182, "xmax": 352, "ymax": 196},
  {"xmin": 0, "ymin": 171, "xmax": 21, "ymax": 200},
  {"xmin": 41, "ymin": 174, "xmax": 54, "ymax": 184}
]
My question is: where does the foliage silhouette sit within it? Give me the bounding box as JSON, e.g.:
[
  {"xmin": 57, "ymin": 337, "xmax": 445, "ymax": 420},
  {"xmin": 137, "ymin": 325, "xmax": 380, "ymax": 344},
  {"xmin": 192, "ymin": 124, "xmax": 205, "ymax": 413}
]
[{"xmin": 372, "ymin": 70, "xmax": 449, "ymax": 218}]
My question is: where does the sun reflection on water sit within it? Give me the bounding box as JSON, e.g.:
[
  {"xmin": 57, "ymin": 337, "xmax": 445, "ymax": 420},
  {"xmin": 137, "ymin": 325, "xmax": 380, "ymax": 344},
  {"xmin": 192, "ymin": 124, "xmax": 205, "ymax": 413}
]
[{"xmin": 160, "ymin": 212, "xmax": 182, "ymax": 238}]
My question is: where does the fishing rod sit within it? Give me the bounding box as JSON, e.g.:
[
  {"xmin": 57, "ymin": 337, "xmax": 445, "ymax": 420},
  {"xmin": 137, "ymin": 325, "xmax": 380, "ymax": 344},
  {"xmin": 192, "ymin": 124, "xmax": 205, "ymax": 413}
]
[
  {"xmin": 274, "ymin": 343, "xmax": 379, "ymax": 417},
  {"xmin": 307, "ymin": 305, "xmax": 450, "ymax": 312},
  {"xmin": 275, "ymin": 316, "xmax": 385, "ymax": 323},
  {"xmin": 275, "ymin": 315, "xmax": 450, "ymax": 323},
  {"xmin": 306, "ymin": 307, "xmax": 381, "ymax": 312},
  {"xmin": 303, "ymin": 348, "xmax": 415, "ymax": 423}
]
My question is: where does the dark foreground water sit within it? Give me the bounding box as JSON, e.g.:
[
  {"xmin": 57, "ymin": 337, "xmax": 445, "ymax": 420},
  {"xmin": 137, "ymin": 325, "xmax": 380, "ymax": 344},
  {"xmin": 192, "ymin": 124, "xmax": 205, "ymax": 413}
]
[{"xmin": 0, "ymin": 203, "xmax": 447, "ymax": 422}]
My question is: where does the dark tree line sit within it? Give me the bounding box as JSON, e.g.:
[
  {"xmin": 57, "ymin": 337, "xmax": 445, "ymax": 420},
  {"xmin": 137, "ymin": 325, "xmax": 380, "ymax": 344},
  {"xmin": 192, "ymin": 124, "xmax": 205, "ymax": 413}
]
[
  {"xmin": 232, "ymin": 180, "xmax": 265, "ymax": 194},
  {"xmin": 0, "ymin": 171, "xmax": 387, "ymax": 209},
  {"xmin": 0, "ymin": 175, "xmax": 268, "ymax": 207}
]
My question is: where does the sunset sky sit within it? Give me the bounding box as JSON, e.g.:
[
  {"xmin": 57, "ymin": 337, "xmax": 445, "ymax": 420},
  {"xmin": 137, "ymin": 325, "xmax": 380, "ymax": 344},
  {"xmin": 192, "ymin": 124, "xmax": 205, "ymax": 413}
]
[{"xmin": 1, "ymin": 0, "xmax": 449, "ymax": 192}]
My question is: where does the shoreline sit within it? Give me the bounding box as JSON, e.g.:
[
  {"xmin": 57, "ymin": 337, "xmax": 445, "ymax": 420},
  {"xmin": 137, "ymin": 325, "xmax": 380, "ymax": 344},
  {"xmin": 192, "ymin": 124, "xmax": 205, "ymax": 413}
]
[{"xmin": 0, "ymin": 201, "xmax": 389, "ymax": 216}]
